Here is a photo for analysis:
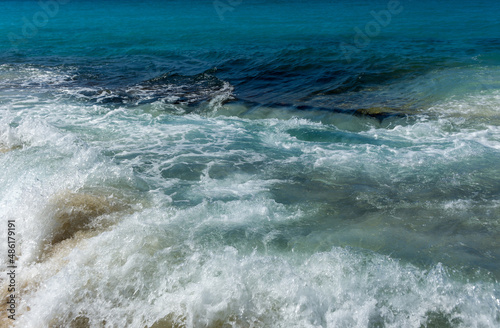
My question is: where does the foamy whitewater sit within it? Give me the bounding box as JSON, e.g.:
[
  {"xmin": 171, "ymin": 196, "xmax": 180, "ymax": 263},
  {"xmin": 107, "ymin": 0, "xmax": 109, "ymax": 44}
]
[{"xmin": 1, "ymin": 0, "xmax": 500, "ymax": 327}]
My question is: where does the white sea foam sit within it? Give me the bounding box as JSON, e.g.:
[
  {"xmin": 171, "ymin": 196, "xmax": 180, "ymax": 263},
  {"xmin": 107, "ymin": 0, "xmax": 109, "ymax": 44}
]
[
  {"xmin": 1, "ymin": 81, "xmax": 500, "ymax": 326},
  {"xmin": 12, "ymin": 215, "xmax": 500, "ymax": 327},
  {"xmin": 0, "ymin": 64, "xmax": 76, "ymax": 90}
]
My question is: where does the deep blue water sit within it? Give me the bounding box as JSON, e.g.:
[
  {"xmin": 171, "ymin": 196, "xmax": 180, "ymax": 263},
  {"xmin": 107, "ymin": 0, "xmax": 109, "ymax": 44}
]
[{"xmin": 1, "ymin": 0, "xmax": 500, "ymax": 327}]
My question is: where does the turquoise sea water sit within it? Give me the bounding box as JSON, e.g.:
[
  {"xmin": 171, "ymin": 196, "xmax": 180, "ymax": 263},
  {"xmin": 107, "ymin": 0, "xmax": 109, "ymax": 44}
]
[{"xmin": 1, "ymin": 0, "xmax": 500, "ymax": 327}]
